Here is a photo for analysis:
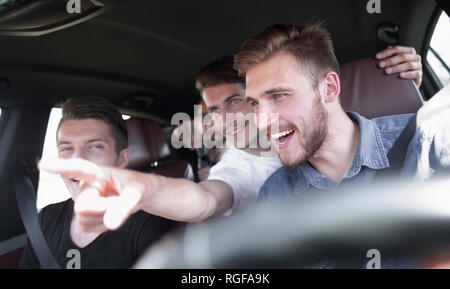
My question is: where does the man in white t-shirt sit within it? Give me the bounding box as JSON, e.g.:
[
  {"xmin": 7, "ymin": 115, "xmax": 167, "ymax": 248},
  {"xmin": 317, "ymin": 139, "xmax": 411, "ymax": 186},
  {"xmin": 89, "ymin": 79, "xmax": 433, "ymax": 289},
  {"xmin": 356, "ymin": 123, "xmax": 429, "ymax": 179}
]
[
  {"xmin": 39, "ymin": 47, "xmax": 424, "ymax": 232},
  {"xmin": 194, "ymin": 56, "xmax": 282, "ymax": 215},
  {"xmin": 207, "ymin": 146, "xmax": 281, "ymax": 214}
]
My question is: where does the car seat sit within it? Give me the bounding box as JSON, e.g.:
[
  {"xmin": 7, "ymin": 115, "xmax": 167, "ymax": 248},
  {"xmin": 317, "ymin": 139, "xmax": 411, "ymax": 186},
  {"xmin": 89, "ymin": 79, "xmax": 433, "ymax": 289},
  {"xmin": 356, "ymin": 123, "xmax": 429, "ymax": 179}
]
[
  {"xmin": 339, "ymin": 57, "xmax": 424, "ymax": 118},
  {"xmin": 125, "ymin": 117, "xmax": 194, "ymax": 180}
]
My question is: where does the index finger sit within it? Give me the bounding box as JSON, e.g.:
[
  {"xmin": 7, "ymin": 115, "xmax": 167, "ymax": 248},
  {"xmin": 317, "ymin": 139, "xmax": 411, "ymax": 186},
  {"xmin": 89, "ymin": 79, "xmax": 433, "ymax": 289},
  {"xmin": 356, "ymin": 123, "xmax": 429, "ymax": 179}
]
[
  {"xmin": 376, "ymin": 46, "xmax": 417, "ymax": 60},
  {"xmin": 39, "ymin": 157, "xmax": 110, "ymax": 193}
]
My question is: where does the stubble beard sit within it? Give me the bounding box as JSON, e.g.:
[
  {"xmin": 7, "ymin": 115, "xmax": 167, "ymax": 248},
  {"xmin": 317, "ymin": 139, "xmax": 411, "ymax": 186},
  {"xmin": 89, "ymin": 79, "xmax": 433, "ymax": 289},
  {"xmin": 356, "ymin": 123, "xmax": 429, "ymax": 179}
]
[{"xmin": 281, "ymin": 93, "xmax": 328, "ymax": 168}]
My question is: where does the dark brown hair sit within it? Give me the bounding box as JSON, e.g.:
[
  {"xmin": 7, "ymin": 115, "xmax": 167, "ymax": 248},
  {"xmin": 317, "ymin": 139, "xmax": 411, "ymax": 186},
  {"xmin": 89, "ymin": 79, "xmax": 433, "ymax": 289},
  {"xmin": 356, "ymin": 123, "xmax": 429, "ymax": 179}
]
[
  {"xmin": 234, "ymin": 23, "xmax": 339, "ymax": 87},
  {"xmin": 195, "ymin": 56, "xmax": 245, "ymax": 93},
  {"xmin": 57, "ymin": 96, "xmax": 128, "ymax": 154}
]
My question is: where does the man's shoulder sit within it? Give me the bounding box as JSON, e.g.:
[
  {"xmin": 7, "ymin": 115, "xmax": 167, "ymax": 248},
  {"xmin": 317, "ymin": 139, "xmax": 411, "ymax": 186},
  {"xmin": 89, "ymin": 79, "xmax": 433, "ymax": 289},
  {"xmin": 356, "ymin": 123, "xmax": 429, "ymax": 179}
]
[
  {"xmin": 39, "ymin": 199, "xmax": 72, "ymax": 218},
  {"xmin": 217, "ymin": 146, "xmax": 242, "ymax": 160},
  {"xmin": 371, "ymin": 113, "xmax": 415, "ymax": 135},
  {"xmin": 210, "ymin": 146, "xmax": 280, "ymax": 174},
  {"xmin": 259, "ymin": 166, "xmax": 303, "ymax": 200},
  {"xmin": 370, "ymin": 113, "xmax": 416, "ymax": 153},
  {"xmin": 37, "ymin": 199, "xmax": 72, "ymax": 241},
  {"xmin": 219, "ymin": 146, "xmax": 260, "ymax": 160}
]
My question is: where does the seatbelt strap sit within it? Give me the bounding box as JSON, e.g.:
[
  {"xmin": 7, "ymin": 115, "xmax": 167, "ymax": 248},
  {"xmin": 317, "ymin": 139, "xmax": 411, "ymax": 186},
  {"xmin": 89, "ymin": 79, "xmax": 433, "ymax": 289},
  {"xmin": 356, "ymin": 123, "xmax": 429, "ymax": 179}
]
[
  {"xmin": 14, "ymin": 175, "xmax": 61, "ymax": 269},
  {"xmin": 375, "ymin": 114, "xmax": 417, "ymax": 179}
]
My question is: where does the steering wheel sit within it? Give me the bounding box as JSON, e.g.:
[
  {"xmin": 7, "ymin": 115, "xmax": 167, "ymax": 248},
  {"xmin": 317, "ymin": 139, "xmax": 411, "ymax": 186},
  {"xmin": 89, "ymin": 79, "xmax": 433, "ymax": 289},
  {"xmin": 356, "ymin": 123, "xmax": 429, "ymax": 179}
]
[{"xmin": 134, "ymin": 177, "xmax": 450, "ymax": 269}]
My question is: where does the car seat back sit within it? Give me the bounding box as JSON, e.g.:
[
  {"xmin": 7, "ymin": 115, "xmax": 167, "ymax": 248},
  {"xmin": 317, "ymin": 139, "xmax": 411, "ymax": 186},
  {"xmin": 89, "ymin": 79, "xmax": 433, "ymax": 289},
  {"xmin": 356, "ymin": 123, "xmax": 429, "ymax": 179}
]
[
  {"xmin": 126, "ymin": 117, "xmax": 193, "ymax": 179},
  {"xmin": 339, "ymin": 57, "xmax": 424, "ymax": 118}
]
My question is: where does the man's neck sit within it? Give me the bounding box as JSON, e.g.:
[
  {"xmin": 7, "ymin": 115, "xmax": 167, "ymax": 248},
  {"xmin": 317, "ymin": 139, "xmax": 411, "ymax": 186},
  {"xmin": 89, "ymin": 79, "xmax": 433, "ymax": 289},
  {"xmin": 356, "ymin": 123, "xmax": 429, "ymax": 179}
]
[
  {"xmin": 70, "ymin": 213, "xmax": 102, "ymax": 248},
  {"xmin": 308, "ymin": 111, "xmax": 360, "ymax": 182}
]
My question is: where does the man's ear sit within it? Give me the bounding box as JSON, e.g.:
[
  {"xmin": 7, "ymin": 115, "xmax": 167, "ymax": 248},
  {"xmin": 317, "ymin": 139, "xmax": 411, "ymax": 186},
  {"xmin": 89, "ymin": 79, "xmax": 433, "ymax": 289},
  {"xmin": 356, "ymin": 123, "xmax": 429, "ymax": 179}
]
[
  {"xmin": 118, "ymin": 148, "xmax": 130, "ymax": 168},
  {"xmin": 322, "ymin": 71, "xmax": 340, "ymax": 104}
]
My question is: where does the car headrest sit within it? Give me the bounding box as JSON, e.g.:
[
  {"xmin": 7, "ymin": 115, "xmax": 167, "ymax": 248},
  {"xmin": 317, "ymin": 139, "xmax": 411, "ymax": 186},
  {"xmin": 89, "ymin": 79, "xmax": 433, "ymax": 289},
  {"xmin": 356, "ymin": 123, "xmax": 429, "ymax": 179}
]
[
  {"xmin": 126, "ymin": 117, "xmax": 171, "ymax": 170},
  {"xmin": 339, "ymin": 57, "xmax": 424, "ymax": 118}
]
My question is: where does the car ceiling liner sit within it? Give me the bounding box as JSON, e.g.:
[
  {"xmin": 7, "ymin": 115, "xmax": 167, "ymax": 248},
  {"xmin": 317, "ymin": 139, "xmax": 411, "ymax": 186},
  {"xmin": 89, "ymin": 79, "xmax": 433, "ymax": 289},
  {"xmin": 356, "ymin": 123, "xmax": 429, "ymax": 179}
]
[{"xmin": 0, "ymin": 0, "xmax": 125, "ymax": 36}]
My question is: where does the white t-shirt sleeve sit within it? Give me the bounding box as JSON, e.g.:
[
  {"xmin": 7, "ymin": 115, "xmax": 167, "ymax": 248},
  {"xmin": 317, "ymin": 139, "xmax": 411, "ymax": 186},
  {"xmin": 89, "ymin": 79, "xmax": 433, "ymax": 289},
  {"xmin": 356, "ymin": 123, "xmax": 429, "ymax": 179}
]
[{"xmin": 207, "ymin": 147, "xmax": 281, "ymax": 216}]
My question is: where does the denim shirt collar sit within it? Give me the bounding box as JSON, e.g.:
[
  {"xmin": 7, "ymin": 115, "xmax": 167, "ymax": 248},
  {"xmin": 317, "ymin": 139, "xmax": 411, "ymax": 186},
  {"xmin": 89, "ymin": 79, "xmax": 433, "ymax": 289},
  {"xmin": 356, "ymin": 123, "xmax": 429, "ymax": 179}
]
[{"xmin": 294, "ymin": 111, "xmax": 390, "ymax": 192}]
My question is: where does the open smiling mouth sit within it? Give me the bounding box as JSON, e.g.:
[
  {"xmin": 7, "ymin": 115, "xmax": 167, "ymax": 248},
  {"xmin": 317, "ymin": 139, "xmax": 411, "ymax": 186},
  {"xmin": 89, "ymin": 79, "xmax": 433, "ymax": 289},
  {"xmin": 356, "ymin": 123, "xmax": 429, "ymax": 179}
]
[
  {"xmin": 71, "ymin": 178, "xmax": 81, "ymax": 185},
  {"xmin": 271, "ymin": 129, "xmax": 295, "ymax": 149}
]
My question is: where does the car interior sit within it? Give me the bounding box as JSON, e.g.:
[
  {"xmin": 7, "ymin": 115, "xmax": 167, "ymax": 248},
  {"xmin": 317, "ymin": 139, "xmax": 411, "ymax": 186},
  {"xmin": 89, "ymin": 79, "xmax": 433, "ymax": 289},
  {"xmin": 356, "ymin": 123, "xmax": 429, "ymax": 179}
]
[{"xmin": 0, "ymin": 0, "xmax": 449, "ymax": 269}]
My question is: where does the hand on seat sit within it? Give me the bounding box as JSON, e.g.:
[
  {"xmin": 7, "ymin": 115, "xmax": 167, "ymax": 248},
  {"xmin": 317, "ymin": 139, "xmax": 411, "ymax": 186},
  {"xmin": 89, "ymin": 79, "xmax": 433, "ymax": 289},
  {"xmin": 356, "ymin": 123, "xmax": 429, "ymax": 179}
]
[{"xmin": 376, "ymin": 46, "xmax": 423, "ymax": 87}]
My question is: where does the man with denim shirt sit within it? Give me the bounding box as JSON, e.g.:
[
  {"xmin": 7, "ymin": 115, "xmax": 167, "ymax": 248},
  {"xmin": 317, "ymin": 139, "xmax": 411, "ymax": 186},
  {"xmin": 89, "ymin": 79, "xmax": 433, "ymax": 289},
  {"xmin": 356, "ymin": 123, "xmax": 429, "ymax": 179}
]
[
  {"xmin": 232, "ymin": 22, "xmax": 450, "ymax": 269},
  {"xmin": 259, "ymin": 112, "xmax": 414, "ymax": 199},
  {"xmin": 233, "ymin": 24, "xmax": 450, "ymax": 202},
  {"xmin": 258, "ymin": 110, "xmax": 450, "ymax": 199}
]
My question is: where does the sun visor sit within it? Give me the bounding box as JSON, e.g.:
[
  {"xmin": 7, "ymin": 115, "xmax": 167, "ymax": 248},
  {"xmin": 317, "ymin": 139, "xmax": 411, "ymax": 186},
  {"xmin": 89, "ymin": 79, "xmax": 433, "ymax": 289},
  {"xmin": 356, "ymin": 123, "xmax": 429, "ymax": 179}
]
[{"xmin": 0, "ymin": 0, "xmax": 125, "ymax": 36}]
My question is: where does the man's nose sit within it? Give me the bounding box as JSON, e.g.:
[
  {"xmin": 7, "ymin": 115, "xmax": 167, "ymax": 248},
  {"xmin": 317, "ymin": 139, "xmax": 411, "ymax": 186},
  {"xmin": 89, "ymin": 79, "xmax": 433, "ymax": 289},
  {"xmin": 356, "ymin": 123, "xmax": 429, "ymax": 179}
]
[
  {"xmin": 72, "ymin": 148, "xmax": 86, "ymax": 160},
  {"xmin": 255, "ymin": 105, "xmax": 278, "ymax": 131},
  {"xmin": 209, "ymin": 112, "xmax": 224, "ymax": 133}
]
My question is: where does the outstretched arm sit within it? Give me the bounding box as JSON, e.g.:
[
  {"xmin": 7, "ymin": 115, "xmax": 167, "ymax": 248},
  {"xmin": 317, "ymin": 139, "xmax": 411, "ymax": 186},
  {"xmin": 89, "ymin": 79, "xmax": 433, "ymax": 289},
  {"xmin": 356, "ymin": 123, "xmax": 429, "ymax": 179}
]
[{"xmin": 39, "ymin": 158, "xmax": 234, "ymax": 232}]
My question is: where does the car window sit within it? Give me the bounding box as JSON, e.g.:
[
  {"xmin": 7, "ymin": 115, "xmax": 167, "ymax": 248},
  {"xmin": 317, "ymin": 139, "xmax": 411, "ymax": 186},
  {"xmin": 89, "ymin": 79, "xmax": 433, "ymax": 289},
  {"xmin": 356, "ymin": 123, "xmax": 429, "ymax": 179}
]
[
  {"xmin": 37, "ymin": 108, "xmax": 70, "ymax": 211},
  {"xmin": 426, "ymin": 11, "xmax": 450, "ymax": 87},
  {"xmin": 36, "ymin": 108, "xmax": 131, "ymax": 211}
]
